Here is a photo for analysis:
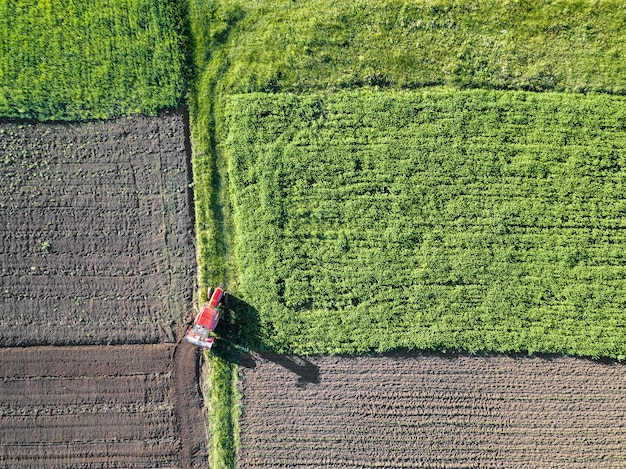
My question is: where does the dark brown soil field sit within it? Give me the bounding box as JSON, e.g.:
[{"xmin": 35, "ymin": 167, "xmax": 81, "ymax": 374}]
[
  {"xmin": 0, "ymin": 112, "xmax": 207, "ymax": 467},
  {"xmin": 0, "ymin": 343, "xmax": 207, "ymax": 468},
  {"xmin": 0, "ymin": 110, "xmax": 195, "ymax": 346},
  {"xmin": 238, "ymin": 353, "xmax": 626, "ymax": 468}
]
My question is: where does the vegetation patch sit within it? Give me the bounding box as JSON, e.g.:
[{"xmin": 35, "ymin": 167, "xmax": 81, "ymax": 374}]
[
  {"xmin": 188, "ymin": 0, "xmax": 626, "ymax": 321},
  {"xmin": 0, "ymin": 0, "xmax": 186, "ymax": 120},
  {"xmin": 206, "ymin": 353, "xmax": 239, "ymax": 469},
  {"xmin": 195, "ymin": 0, "xmax": 626, "ymax": 96},
  {"xmin": 188, "ymin": 0, "xmax": 626, "ymax": 296},
  {"xmin": 225, "ymin": 88, "xmax": 626, "ymax": 358}
]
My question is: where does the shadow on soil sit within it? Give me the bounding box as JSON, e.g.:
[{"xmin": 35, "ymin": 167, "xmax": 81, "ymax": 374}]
[
  {"xmin": 375, "ymin": 349, "xmax": 626, "ymax": 367},
  {"xmin": 210, "ymin": 293, "xmax": 321, "ymax": 386},
  {"xmin": 242, "ymin": 353, "xmax": 321, "ymax": 388},
  {"xmin": 208, "ymin": 292, "xmax": 625, "ymax": 389}
]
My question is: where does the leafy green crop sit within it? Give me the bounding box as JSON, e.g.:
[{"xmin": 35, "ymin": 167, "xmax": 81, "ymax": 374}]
[
  {"xmin": 0, "ymin": 0, "xmax": 186, "ymax": 120},
  {"xmin": 188, "ymin": 0, "xmax": 626, "ymax": 293},
  {"xmin": 225, "ymin": 88, "xmax": 626, "ymax": 359}
]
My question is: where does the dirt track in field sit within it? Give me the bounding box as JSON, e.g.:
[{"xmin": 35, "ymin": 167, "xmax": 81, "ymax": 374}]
[
  {"xmin": 0, "ymin": 343, "xmax": 207, "ymax": 469},
  {"xmin": 238, "ymin": 353, "xmax": 626, "ymax": 468},
  {"xmin": 0, "ymin": 110, "xmax": 195, "ymax": 346}
]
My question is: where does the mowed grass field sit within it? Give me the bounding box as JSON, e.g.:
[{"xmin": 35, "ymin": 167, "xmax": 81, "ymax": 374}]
[
  {"xmin": 224, "ymin": 89, "xmax": 626, "ymax": 358},
  {"xmin": 191, "ymin": 0, "xmax": 626, "ymax": 96},
  {"xmin": 0, "ymin": 0, "xmax": 186, "ymax": 120}
]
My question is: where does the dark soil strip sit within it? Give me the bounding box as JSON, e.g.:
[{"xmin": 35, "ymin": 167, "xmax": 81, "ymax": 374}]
[
  {"xmin": 0, "ymin": 344, "xmax": 174, "ymax": 377},
  {"xmin": 238, "ymin": 353, "xmax": 626, "ymax": 468},
  {"xmin": 172, "ymin": 342, "xmax": 210, "ymax": 468},
  {"xmin": 0, "ymin": 343, "xmax": 208, "ymax": 469}
]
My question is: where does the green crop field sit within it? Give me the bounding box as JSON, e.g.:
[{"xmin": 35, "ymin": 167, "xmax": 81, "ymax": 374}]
[
  {"xmin": 190, "ymin": 0, "xmax": 626, "ymax": 293},
  {"xmin": 224, "ymin": 88, "xmax": 626, "ymax": 359},
  {"xmin": 0, "ymin": 0, "xmax": 186, "ymax": 120}
]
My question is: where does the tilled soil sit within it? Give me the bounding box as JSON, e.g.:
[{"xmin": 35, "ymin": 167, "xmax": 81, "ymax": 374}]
[
  {"xmin": 238, "ymin": 353, "xmax": 626, "ymax": 468},
  {"xmin": 0, "ymin": 343, "xmax": 207, "ymax": 469},
  {"xmin": 0, "ymin": 110, "xmax": 195, "ymax": 346},
  {"xmin": 0, "ymin": 112, "xmax": 207, "ymax": 467}
]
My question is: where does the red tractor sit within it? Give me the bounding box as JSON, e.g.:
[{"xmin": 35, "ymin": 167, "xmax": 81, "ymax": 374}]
[{"xmin": 184, "ymin": 285, "xmax": 224, "ymax": 350}]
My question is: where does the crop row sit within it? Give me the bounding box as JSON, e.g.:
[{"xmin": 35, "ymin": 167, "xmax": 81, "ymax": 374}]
[{"xmin": 225, "ymin": 88, "xmax": 626, "ymax": 358}]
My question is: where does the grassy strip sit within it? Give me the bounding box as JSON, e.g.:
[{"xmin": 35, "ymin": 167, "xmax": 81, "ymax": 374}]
[
  {"xmin": 187, "ymin": 0, "xmax": 238, "ymax": 290},
  {"xmin": 199, "ymin": 0, "xmax": 626, "ymax": 96},
  {"xmin": 206, "ymin": 353, "xmax": 239, "ymax": 469},
  {"xmin": 187, "ymin": 2, "xmax": 241, "ymax": 466},
  {"xmin": 224, "ymin": 88, "xmax": 626, "ymax": 359},
  {"xmin": 0, "ymin": 0, "xmax": 186, "ymax": 120}
]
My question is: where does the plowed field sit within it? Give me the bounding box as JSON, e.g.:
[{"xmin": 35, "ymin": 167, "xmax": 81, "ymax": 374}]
[
  {"xmin": 0, "ymin": 110, "xmax": 195, "ymax": 346},
  {"xmin": 238, "ymin": 353, "xmax": 626, "ymax": 468},
  {"xmin": 0, "ymin": 344, "xmax": 207, "ymax": 469},
  {"xmin": 0, "ymin": 112, "xmax": 206, "ymax": 467}
]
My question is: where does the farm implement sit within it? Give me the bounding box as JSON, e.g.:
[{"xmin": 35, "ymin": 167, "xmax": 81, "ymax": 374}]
[{"xmin": 184, "ymin": 285, "xmax": 224, "ymax": 350}]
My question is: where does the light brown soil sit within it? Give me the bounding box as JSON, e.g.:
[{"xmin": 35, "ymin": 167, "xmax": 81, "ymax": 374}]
[
  {"xmin": 0, "ymin": 343, "xmax": 207, "ymax": 469},
  {"xmin": 0, "ymin": 110, "xmax": 195, "ymax": 346},
  {"xmin": 238, "ymin": 353, "xmax": 626, "ymax": 468}
]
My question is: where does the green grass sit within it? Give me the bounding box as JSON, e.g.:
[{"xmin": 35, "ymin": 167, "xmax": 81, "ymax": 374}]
[
  {"xmin": 196, "ymin": 0, "xmax": 626, "ymax": 96},
  {"xmin": 188, "ymin": 0, "xmax": 626, "ymax": 300},
  {"xmin": 0, "ymin": 0, "xmax": 187, "ymax": 120},
  {"xmin": 224, "ymin": 88, "xmax": 626, "ymax": 359},
  {"xmin": 183, "ymin": 2, "xmax": 626, "ymax": 466},
  {"xmin": 188, "ymin": 0, "xmax": 626, "ymax": 294},
  {"xmin": 206, "ymin": 353, "xmax": 239, "ymax": 469}
]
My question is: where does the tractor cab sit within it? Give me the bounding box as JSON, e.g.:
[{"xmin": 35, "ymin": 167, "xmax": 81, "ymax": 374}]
[{"xmin": 184, "ymin": 285, "xmax": 224, "ymax": 350}]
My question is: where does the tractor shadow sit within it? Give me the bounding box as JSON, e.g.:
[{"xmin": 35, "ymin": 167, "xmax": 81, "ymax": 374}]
[
  {"xmin": 247, "ymin": 353, "xmax": 320, "ymax": 388},
  {"xmin": 212, "ymin": 293, "xmax": 320, "ymax": 387},
  {"xmin": 211, "ymin": 293, "xmax": 258, "ymax": 360}
]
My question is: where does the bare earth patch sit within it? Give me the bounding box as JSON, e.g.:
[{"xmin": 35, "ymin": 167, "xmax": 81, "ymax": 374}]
[
  {"xmin": 0, "ymin": 343, "xmax": 207, "ymax": 469},
  {"xmin": 0, "ymin": 112, "xmax": 206, "ymax": 466},
  {"xmin": 238, "ymin": 353, "xmax": 626, "ymax": 468},
  {"xmin": 0, "ymin": 110, "xmax": 195, "ymax": 346}
]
